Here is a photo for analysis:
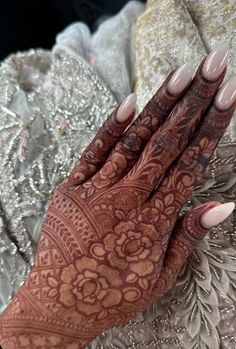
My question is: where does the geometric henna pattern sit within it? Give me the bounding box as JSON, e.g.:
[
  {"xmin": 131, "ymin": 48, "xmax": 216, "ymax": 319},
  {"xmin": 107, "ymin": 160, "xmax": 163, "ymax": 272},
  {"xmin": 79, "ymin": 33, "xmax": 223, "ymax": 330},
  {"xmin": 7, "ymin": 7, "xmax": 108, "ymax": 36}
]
[{"xmin": 0, "ymin": 58, "xmax": 235, "ymax": 349}]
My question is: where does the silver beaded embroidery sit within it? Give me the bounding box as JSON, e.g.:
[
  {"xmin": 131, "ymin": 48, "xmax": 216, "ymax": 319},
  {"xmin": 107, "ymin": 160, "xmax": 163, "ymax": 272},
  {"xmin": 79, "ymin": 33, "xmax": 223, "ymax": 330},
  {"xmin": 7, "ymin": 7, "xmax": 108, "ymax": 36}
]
[{"xmin": 0, "ymin": 47, "xmax": 116, "ymax": 313}]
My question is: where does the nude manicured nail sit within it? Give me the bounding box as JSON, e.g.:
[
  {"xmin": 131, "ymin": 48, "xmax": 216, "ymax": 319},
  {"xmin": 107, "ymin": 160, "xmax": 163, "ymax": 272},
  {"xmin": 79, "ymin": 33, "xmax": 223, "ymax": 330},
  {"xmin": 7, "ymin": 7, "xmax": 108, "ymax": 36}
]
[
  {"xmin": 201, "ymin": 202, "xmax": 235, "ymax": 229},
  {"xmin": 116, "ymin": 93, "xmax": 136, "ymax": 122},
  {"xmin": 215, "ymin": 76, "xmax": 236, "ymax": 110},
  {"xmin": 168, "ymin": 62, "xmax": 195, "ymax": 95},
  {"xmin": 202, "ymin": 43, "xmax": 228, "ymax": 81}
]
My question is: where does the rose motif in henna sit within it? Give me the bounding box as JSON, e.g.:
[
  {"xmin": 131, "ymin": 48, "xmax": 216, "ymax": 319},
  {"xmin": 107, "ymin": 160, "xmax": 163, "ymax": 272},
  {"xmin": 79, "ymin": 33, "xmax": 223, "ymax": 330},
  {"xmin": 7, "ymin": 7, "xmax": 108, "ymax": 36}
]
[
  {"xmin": 81, "ymin": 153, "xmax": 129, "ymax": 198},
  {"xmin": 48, "ymin": 257, "xmax": 122, "ymax": 317},
  {"xmin": 116, "ymin": 232, "xmax": 151, "ymax": 261},
  {"xmin": 1, "ymin": 56, "xmax": 235, "ymax": 349},
  {"xmin": 99, "ymin": 230, "xmax": 152, "ymax": 266},
  {"xmin": 89, "ymin": 216, "xmax": 164, "ymax": 293}
]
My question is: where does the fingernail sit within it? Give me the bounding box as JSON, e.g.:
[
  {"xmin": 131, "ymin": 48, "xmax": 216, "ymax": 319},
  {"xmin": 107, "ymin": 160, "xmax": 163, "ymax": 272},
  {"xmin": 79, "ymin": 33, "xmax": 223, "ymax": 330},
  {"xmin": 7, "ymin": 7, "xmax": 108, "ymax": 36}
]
[
  {"xmin": 167, "ymin": 62, "xmax": 195, "ymax": 95},
  {"xmin": 116, "ymin": 93, "xmax": 136, "ymax": 122},
  {"xmin": 202, "ymin": 43, "xmax": 228, "ymax": 81},
  {"xmin": 201, "ymin": 202, "xmax": 235, "ymax": 228},
  {"xmin": 215, "ymin": 75, "xmax": 236, "ymax": 110}
]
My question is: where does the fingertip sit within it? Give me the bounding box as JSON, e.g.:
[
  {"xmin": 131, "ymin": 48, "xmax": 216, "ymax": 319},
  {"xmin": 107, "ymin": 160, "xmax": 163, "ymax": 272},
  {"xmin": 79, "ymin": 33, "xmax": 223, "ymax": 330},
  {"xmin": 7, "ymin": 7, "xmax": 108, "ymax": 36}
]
[
  {"xmin": 167, "ymin": 62, "xmax": 195, "ymax": 95},
  {"xmin": 183, "ymin": 201, "xmax": 221, "ymax": 240},
  {"xmin": 202, "ymin": 42, "xmax": 228, "ymax": 81},
  {"xmin": 214, "ymin": 75, "xmax": 236, "ymax": 110},
  {"xmin": 116, "ymin": 93, "xmax": 136, "ymax": 122},
  {"xmin": 200, "ymin": 202, "xmax": 235, "ymax": 229}
]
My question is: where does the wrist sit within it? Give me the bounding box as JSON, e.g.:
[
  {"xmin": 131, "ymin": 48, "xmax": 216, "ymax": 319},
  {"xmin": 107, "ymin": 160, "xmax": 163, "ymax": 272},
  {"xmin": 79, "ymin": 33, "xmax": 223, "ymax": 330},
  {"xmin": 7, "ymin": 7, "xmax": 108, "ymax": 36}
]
[{"xmin": 0, "ymin": 283, "xmax": 93, "ymax": 349}]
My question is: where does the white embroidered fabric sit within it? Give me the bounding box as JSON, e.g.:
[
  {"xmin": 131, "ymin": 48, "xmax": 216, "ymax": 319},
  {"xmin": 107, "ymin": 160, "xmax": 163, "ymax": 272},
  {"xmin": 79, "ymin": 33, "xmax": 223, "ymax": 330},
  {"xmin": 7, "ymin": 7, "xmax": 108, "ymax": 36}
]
[{"xmin": 54, "ymin": 1, "xmax": 145, "ymax": 102}]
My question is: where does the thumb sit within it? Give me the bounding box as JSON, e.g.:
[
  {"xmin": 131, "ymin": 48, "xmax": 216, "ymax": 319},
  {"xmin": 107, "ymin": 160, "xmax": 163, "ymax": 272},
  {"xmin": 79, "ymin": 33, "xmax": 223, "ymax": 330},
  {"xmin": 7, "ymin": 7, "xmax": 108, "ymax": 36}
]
[
  {"xmin": 177, "ymin": 201, "xmax": 234, "ymax": 242},
  {"xmin": 152, "ymin": 201, "xmax": 235, "ymax": 298}
]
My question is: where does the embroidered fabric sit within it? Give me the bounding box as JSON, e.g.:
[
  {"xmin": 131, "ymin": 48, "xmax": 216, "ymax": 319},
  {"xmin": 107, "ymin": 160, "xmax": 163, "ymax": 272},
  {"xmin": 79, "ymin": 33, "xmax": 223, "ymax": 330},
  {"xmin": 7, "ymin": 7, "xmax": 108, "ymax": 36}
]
[
  {"xmin": 131, "ymin": 0, "xmax": 236, "ymax": 348},
  {"xmin": 54, "ymin": 0, "xmax": 145, "ymax": 102},
  {"xmin": 0, "ymin": 0, "xmax": 235, "ymax": 348},
  {"xmin": 0, "ymin": 48, "xmax": 116, "ymax": 314}
]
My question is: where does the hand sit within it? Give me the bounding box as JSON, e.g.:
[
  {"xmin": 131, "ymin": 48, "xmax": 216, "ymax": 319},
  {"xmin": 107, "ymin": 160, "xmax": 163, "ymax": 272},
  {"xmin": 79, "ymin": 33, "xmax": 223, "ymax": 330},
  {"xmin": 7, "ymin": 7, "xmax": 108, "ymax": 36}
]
[{"xmin": 0, "ymin": 44, "xmax": 235, "ymax": 349}]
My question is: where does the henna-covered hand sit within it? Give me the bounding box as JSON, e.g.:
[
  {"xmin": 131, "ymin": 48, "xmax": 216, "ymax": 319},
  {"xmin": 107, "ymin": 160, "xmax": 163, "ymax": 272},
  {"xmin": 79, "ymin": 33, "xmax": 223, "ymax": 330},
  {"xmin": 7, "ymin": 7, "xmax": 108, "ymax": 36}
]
[{"xmin": 1, "ymin": 45, "xmax": 236, "ymax": 349}]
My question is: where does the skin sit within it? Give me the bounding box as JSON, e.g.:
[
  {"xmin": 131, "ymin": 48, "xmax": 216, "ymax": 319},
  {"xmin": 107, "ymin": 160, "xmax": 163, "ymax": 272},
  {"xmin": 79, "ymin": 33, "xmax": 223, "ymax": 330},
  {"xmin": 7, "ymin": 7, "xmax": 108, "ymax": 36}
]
[{"xmin": 0, "ymin": 57, "xmax": 235, "ymax": 349}]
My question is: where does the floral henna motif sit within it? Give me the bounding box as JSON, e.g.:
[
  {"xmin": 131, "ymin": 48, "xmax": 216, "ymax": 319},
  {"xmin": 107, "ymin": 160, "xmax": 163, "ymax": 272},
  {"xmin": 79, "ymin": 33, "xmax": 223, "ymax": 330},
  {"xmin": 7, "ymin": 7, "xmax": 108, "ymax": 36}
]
[
  {"xmin": 78, "ymin": 70, "xmax": 185, "ymax": 197},
  {"xmin": 154, "ymin": 101, "xmax": 236, "ymax": 210},
  {"xmin": 78, "ymin": 62, "xmax": 225, "ymax": 200},
  {"xmin": 120, "ymin": 59, "xmax": 226, "ymax": 192},
  {"xmin": 142, "ymin": 103, "xmax": 236, "ymax": 300},
  {"xmin": 151, "ymin": 202, "xmax": 220, "ymax": 299},
  {"xmin": 57, "ymin": 257, "xmax": 122, "ymax": 316},
  {"xmin": 65, "ymin": 105, "xmax": 134, "ymax": 187},
  {"xmin": 1, "ymin": 58, "xmax": 235, "ymax": 349},
  {"xmin": 66, "ymin": 70, "xmax": 178, "ymax": 191},
  {"xmin": 0, "ymin": 184, "xmax": 177, "ymax": 348}
]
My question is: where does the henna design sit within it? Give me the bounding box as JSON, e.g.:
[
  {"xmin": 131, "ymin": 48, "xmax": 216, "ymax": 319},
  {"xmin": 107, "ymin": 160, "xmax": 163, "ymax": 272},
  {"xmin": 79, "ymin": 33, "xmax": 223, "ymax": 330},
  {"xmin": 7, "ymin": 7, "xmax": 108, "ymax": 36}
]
[
  {"xmin": 65, "ymin": 106, "xmax": 134, "ymax": 188},
  {"xmin": 0, "ymin": 59, "xmax": 235, "ymax": 349},
  {"xmin": 79, "ymin": 69, "xmax": 184, "ymax": 196},
  {"xmin": 141, "ymin": 100, "xmax": 235, "ymax": 257},
  {"xmin": 119, "ymin": 59, "xmax": 226, "ymax": 196},
  {"xmin": 0, "ymin": 185, "xmax": 163, "ymax": 348},
  {"xmin": 149, "ymin": 100, "xmax": 236, "ymax": 211},
  {"xmin": 151, "ymin": 202, "xmax": 220, "ymax": 298},
  {"xmin": 0, "ymin": 181, "xmax": 216, "ymax": 349}
]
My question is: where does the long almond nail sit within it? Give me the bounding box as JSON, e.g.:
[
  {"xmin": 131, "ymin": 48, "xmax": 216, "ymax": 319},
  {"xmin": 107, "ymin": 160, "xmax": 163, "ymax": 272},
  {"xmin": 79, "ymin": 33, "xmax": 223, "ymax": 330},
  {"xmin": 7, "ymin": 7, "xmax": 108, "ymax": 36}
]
[
  {"xmin": 167, "ymin": 62, "xmax": 195, "ymax": 95},
  {"xmin": 116, "ymin": 93, "xmax": 136, "ymax": 122},
  {"xmin": 201, "ymin": 202, "xmax": 235, "ymax": 228},
  {"xmin": 202, "ymin": 43, "xmax": 228, "ymax": 81},
  {"xmin": 215, "ymin": 76, "xmax": 236, "ymax": 110}
]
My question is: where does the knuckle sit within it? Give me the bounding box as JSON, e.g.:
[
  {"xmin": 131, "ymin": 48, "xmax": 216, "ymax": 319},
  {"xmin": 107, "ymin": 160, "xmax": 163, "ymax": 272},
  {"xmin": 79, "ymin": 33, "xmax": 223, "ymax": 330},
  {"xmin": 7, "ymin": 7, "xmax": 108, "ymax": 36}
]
[{"xmin": 121, "ymin": 134, "xmax": 142, "ymax": 156}]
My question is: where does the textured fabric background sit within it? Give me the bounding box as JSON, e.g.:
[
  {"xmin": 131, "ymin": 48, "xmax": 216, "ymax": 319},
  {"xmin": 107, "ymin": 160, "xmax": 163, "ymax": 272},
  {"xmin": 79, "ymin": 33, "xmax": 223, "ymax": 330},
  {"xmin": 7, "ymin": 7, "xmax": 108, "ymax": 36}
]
[{"xmin": 0, "ymin": 1, "xmax": 235, "ymax": 348}]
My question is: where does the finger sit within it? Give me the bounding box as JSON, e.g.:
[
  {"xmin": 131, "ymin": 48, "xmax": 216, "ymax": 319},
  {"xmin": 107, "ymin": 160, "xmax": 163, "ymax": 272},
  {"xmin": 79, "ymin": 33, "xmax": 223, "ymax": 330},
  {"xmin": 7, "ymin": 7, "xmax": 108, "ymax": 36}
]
[
  {"xmin": 64, "ymin": 94, "xmax": 136, "ymax": 187},
  {"xmin": 119, "ymin": 44, "xmax": 228, "ymax": 196},
  {"xmin": 151, "ymin": 201, "xmax": 235, "ymax": 298},
  {"xmin": 90, "ymin": 63, "xmax": 195, "ymax": 189},
  {"xmin": 149, "ymin": 75, "xmax": 236, "ymax": 210}
]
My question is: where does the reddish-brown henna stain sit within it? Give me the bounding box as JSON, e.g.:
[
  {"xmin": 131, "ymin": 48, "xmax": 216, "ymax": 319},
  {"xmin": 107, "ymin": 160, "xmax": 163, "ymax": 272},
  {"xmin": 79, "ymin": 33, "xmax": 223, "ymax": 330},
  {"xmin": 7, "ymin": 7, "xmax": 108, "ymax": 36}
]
[
  {"xmin": 0, "ymin": 61, "xmax": 235, "ymax": 349},
  {"xmin": 66, "ymin": 69, "xmax": 181, "ymax": 190}
]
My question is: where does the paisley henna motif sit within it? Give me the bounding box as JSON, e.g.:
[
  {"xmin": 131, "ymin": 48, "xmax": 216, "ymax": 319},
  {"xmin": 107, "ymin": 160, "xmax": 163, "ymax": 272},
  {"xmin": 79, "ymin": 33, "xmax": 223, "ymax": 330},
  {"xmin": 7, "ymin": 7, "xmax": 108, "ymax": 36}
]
[{"xmin": 0, "ymin": 58, "xmax": 235, "ymax": 349}]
